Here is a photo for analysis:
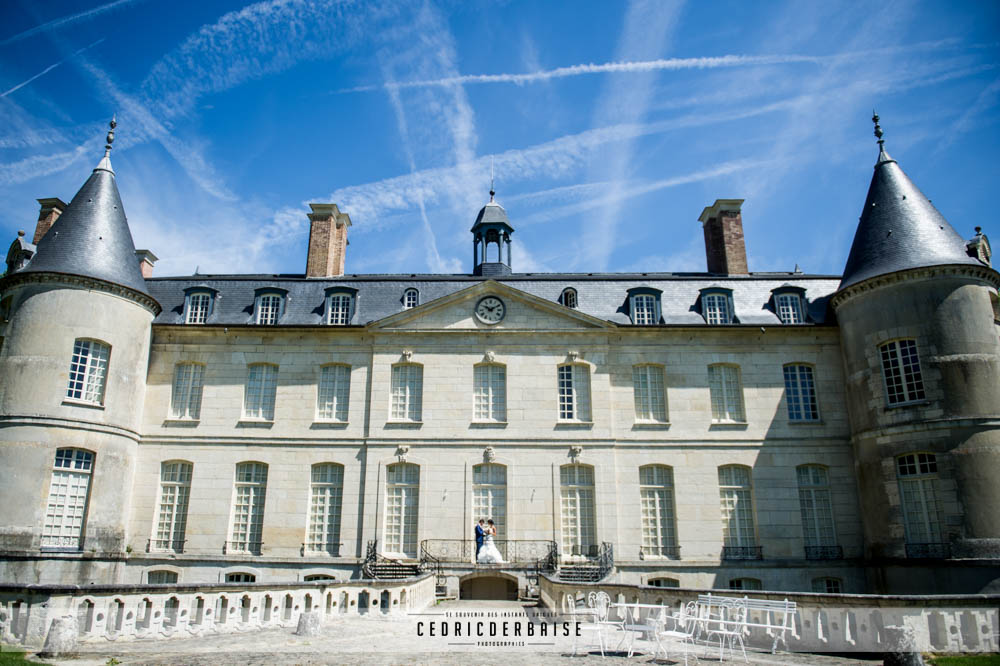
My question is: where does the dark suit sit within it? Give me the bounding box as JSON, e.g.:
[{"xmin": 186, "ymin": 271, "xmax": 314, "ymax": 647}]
[{"xmin": 475, "ymin": 523, "xmax": 485, "ymax": 557}]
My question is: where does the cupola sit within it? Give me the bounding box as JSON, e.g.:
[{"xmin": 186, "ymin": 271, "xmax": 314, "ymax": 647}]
[{"xmin": 471, "ymin": 186, "xmax": 514, "ymax": 277}]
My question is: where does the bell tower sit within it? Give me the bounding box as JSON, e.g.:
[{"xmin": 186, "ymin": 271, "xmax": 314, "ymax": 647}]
[{"xmin": 471, "ymin": 185, "xmax": 514, "ymax": 276}]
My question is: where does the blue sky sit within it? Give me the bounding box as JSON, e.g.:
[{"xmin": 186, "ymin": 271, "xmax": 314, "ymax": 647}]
[{"xmin": 1, "ymin": 0, "xmax": 998, "ymax": 278}]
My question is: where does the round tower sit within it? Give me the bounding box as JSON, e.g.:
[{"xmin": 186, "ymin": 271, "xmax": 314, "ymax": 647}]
[
  {"xmin": 832, "ymin": 115, "xmax": 1000, "ymax": 592},
  {"xmin": 0, "ymin": 120, "xmax": 159, "ymax": 583}
]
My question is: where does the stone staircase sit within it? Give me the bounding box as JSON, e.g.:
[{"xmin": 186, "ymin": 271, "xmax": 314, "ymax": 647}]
[
  {"xmin": 367, "ymin": 561, "xmax": 421, "ymax": 580},
  {"xmin": 557, "ymin": 564, "xmax": 603, "ymax": 582}
]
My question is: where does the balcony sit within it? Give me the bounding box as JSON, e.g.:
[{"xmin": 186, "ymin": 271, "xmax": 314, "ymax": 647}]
[
  {"xmin": 905, "ymin": 542, "xmax": 951, "ymax": 559},
  {"xmin": 722, "ymin": 545, "xmax": 763, "ymax": 560},
  {"xmin": 804, "ymin": 545, "xmax": 843, "ymax": 560},
  {"xmin": 419, "ymin": 539, "xmax": 558, "ymax": 572}
]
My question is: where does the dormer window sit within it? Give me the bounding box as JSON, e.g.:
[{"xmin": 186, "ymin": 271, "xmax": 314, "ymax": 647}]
[
  {"xmin": 772, "ymin": 287, "xmax": 807, "ymax": 324},
  {"xmin": 403, "ymin": 288, "xmax": 419, "ymax": 310},
  {"xmin": 700, "ymin": 288, "xmax": 734, "ymax": 324},
  {"xmin": 325, "ymin": 287, "xmax": 357, "ymax": 325},
  {"xmin": 627, "ymin": 287, "xmax": 662, "ymax": 325},
  {"xmin": 183, "ymin": 288, "xmax": 215, "ymax": 324},
  {"xmin": 559, "ymin": 288, "xmax": 578, "ymax": 309},
  {"xmin": 254, "ymin": 289, "xmax": 286, "ymax": 325}
]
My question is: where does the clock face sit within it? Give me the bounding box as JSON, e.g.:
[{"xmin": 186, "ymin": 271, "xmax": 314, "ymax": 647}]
[{"xmin": 475, "ymin": 296, "xmax": 506, "ymax": 324}]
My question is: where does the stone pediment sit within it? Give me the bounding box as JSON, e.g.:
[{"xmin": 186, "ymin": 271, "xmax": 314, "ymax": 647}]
[{"xmin": 367, "ymin": 280, "xmax": 614, "ymax": 331}]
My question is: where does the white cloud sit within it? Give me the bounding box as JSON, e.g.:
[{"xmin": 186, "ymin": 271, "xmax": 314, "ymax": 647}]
[{"xmin": 0, "ymin": 0, "xmax": 141, "ymax": 46}]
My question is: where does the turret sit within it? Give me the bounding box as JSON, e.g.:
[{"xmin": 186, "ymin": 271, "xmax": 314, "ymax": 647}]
[
  {"xmin": 832, "ymin": 114, "xmax": 1000, "ymax": 592},
  {"xmin": 0, "ymin": 120, "xmax": 158, "ymax": 582},
  {"xmin": 471, "ymin": 183, "xmax": 514, "ymax": 277}
]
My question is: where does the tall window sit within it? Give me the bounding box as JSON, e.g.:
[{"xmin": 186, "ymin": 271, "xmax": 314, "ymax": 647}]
[
  {"xmin": 243, "ymin": 364, "xmax": 277, "ymax": 421},
  {"xmin": 473, "ymin": 364, "xmax": 506, "ymax": 422},
  {"xmin": 229, "ymin": 463, "xmax": 267, "ymax": 555},
  {"xmin": 708, "ymin": 364, "xmax": 745, "ymax": 422},
  {"xmin": 560, "ymin": 465, "xmax": 596, "ymax": 555},
  {"xmin": 255, "ymin": 293, "xmax": 283, "ymax": 325},
  {"xmin": 317, "ymin": 364, "xmax": 350, "ymax": 422},
  {"xmin": 473, "ymin": 464, "xmax": 507, "ymax": 540},
  {"xmin": 797, "ymin": 465, "xmax": 836, "ymax": 554},
  {"xmin": 633, "ymin": 365, "xmax": 667, "ymax": 422},
  {"xmin": 560, "ymin": 288, "xmax": 578, "ymax": 308},
  {"xmin": 703, "ymin": 293, "xmax": 732, "ymax": 324},
  {"xmin": 390, "ymin": 364, "xmax": 423, "ymax": 421},
  {"xmin": 719, "ymin": 465, "xmax": 756, "ymax": 549},
  {"xmin": 776, "ymin": 293, "xmax": 804, "ymax": 324},
  {"xmin": 403, "ymin": 288, "xmax": 419, "ymax": 309},
  {"xmin": 384, "ymin": 463, "xmax": 419, "ymax": 557},
  {"xmin": 639, "ymin": 465, "xmax": 677, "ymax": 558},
  {"xmin": 153, "ymin": 461, "xmax": 192, "ymax": 552},
  {"xmin": 170, "ymin": 363, "xmax": 204, "ymax": 420},
  {"xmin": 185, "ymin": 292, "xmax": 212, "ymax": 324},
  {"xmin": 631, "ymin": 294, "xmax": 657, "ymax": 325},
  {"xmin": 896, "ymin": 453, "xmax": 943, "ymax": 545},
  {"xmin": 327, "ymin": 293, "xmax": 353, "ymax": 325},
  {"xmin": 558, "ymin": 364, "xmax": 591, "ymax": 421},
  {"xmin": 880, "ymin": 339, "xmax": 925, "ymax": 405},
  {"xmin": 784, "ymin": 364, "xmax": 819, "ymax": 421},
  {"xmin": 66, "ymin": 339, "xmax": 110, "ymax": 404},
  {"xmin": 307, "ymin": 464, "xmax": 343, "ymax": 555},
  {"xmin": 41, "ymin": 448, "xmax": 94, "ymax": 549}
]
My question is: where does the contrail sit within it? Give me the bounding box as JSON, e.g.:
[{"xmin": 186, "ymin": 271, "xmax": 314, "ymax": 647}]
[
  {"xmin": 0, "ymin": 39, "xmax": 105, "ymax": 98},
  {"xmin": 336, "ymin": 40, "xmax": 958, "ymax": 94},
  {"xmin": 1, "ymin": 0, "xmax": 141, "ymax": 46}
]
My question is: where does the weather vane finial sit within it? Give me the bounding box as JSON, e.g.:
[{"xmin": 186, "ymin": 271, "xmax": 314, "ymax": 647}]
[
  {"xmin": 489, "ymin": 155, "xmax": 495, "ymax": 202},
  {"xmin": 872, "ymin": 110, "xmax": 884, "ymax": 149},
  {"xmin": 105, "ymin": 115, "xmax": 117, "ymax": 156}
]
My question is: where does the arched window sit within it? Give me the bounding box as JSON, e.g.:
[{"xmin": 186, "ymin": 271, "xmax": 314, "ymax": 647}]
[
  {"xmin": 41, "ymin": 448, "xmax": 94, "ymax": 549},
  {"xmin": 472, "ymin": 463, "xmax": 507, "ymax": 540},
  {"xmin": 317, "ymin": 364, "xmax": 350, "ymax": 422},
  {"xmin": 170, "ymin": 363, "xmax": 205, "ymax": 420},
  {"xmin": 229, "ymin": 462, "xmax": 268, "ymax": 555},
  {"xmin": 473, "ymin": 363, "xmax": 506, "ymax": 422},
  {"xmin": 783, "ymin": 364, "xmax": 819, "ymax": 421},
  {"xmin": 647, "ymin": 578, "xmax": 680, "ymax": 588},
  {"xmin": 639, "ymin": 465, "xmax": 678, "ymax": 558},
  {"xmin": 718, "ymin": 465, "xmax": 758, "ymax": 558},
  {"xmin": 147, "ymin": 570, "xmax": 178, "ymax": 584},
  {"xmin": 559, "ymin": 288, "xmax": 578, "ymax": 309},
  {"xmin": 708, "ymin": 364, "xmax": 745, "ymax": 423},
  {"xmin": 307, "ymin": 463, "xmax": 344, "ymax": 556},
  {"xmin": 700, "ymin": 288, "xmax": 734, "ymax": 324},
  {"xmin": 327, "ymin": 292, "xmax": 354, "ymax": 325},
  {"xmin": 184, "ymin": 290, "xmax": 215, "ymax": 324},
  {"xmin": 225, "ymin": 572, "xmax": 256, "ymax": 583},
  {"xmin": 633, "ymin": 364, "xmax": 667, "ymax": 423},
  {"xmin": 560, "ymin": 464, "xmax": 596, "ymax": 556},
  {"xmin": 773, "ymin": 288, "xmax": 806, "ymax": 324},
  {"xmin": 797, "ymin": 465, "xmax": 838, "ymax": 559},
  {"xmin": 384, "ymin": 463, "xmax": 419, "ymax": 557},
  {"xmin": 254, "ymin": 289, "xmax": 286, "ymax": 325},
  {"xmin": 66, "ymin": 339, "xmax": 110, "ymax": 405},
  {"xmin": 627, "ymin": 288, "xmax": 662, "ymax": 325},
  {"xmin": 557, "ymin": 364, "xmax": 591, "ymax": 421},
  {"xmin": 153, "ymin": 461, "xmax": 192, "ymax": 553},
  {"xmin": 403, "ymin": 288, "xmax": 419, "ymax": 309},
  {"xmin": 896, "ymin": 453, "xmax": 944, "ymax": 556},
  {"xmin": 390, "ymin": 364, "xmax": 423, "ymax": 422}
]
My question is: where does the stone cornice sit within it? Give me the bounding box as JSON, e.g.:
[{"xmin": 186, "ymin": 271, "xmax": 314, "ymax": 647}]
[
  {"xmin": 0, "ymin": 270, "xmax": 161, "ymax": 315},
  {"xmin": 831, "ymin": 263, "xmax": 1000, "ymax": 309},
  {"xmin": 0, "ymin": 415, "xmax": 142, "ymax": 442}
]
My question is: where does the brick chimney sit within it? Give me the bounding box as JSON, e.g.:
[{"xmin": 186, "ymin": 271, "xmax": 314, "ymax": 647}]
[
  {"xmin": 305, "ymin": 203, "xmax": 352, "ymax": 278},
  {"xmin": 699, "ymin": 199, "xmax": 748, "ymax": 274},
  {"xmin": 34, "ymin": 198, "xmax": 68, "ymax": 244},
  {"xmin": 135, "ymin": 249, "xmax": 158, "ymax": 278}
]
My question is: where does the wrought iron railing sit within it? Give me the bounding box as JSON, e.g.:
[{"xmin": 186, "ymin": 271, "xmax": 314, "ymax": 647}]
[
  {"xmin": 722, "ymin": 545, "xmax": 763, "ymax": 560},
  {"xmin": 905, "ymin": 542, "xmax": 951, "ymax": 559},
  {"xmin": 223, "ymin": 541, "xmax": 262, "ymax": 555},
  {"xmin": 418, "ymin": 539, "xmax": 558, "ymax": 570},
  {"xmin": 597, "ymin": 541, "xmax": 614, "ymax": 579},
  {"xmin": 804, "ymin": 545, "xmax": 843, "ymax": 560},
  {"xmin": 362, "ymin": 540, "xmax": 378, "ymax": 578},
  {"xmin": 146, "ymin": 539, "xmax": 186, "ymax": 554}
]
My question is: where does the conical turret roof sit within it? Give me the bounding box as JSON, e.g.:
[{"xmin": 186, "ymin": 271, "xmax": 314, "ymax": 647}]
[
  {"xmin": 839, "ymin": 145, "xmax": 982, "ymax": 290},
  {"xmin": 19, "ymin": 122, "xmax": 151, "ymax": 298}
]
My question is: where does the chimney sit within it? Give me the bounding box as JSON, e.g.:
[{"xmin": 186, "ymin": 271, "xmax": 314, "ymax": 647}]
[
  {"xmin": 699, "ymin": 199, "xmax": 748, "ymax": 274},
  {"xmin": 135, "ymin": 249, "xmax": 158, "ymax": 278},
  {"xmin": 34, "ymin": 198, "xmax": 68, "ymax": 244},
  {"xmin": 305, "ymin": 203, "xmax": 352, "ymax": 278}
]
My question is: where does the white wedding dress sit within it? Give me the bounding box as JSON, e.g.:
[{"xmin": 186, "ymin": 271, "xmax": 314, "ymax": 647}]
[{"xmin": 477, "ymin": 533, "xmax": 505, "ymax": 564}]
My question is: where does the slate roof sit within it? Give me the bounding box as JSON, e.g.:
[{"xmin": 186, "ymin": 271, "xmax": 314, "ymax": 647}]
[
  {"xmin": 147, "ymin": 272, "xmax": 840, "ymax": 327},
  {"xmin": 17, "ymin": 155, "xmax": 151, "ymax": 297},
  {"xmin": 839, "ymin": 147, "xmax": 983, "ymax": 290},
  {"xmin": 471, "ymin": 201, "xmax": 512, "ymax": 231}
]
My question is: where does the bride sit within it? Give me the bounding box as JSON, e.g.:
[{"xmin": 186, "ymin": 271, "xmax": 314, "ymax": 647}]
[{"xmin": 477, "ymin": 519, "xmax": 505, "ymax": 564}]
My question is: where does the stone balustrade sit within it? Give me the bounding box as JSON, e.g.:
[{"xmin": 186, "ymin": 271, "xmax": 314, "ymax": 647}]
[
  {"xmin": 0, "ymin": 574, "xmax": 435, "ymax": 649},
  {"xmin": 539, "ymin": 575, "xmax": 999, "ymax": 654}
]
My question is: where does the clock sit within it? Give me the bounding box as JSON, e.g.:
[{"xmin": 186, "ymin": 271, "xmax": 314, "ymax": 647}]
[{"xmin": 475, "ymin": 296, "xmax": 506, "ymax": 324}]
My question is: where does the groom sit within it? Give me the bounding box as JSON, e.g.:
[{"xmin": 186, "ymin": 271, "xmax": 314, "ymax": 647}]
[{"xmin": 475, "ymin": 518, "xmax": 486, "ymax": 558}]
